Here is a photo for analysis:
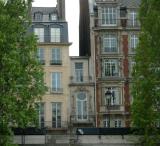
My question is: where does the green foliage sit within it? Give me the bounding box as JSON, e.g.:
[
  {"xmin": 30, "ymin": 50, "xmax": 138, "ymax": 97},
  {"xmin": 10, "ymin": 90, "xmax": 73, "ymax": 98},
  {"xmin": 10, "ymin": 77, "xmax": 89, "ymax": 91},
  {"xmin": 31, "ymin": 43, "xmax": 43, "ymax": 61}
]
[
  {"xmin": 132, "ymin": 0, "xmax": 160, "ymax": 145},
  {"xmin": 0, "ymin": 0, "xmax": 46, "ymax": 145}
]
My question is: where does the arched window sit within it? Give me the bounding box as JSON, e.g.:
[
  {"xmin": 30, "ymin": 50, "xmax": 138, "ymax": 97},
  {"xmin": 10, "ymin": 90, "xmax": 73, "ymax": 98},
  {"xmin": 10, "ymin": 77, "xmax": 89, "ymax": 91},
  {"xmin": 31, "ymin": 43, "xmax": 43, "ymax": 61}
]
[{"xmin": 76, "ymin": 92, "xmax": 87, "ymax": 120}]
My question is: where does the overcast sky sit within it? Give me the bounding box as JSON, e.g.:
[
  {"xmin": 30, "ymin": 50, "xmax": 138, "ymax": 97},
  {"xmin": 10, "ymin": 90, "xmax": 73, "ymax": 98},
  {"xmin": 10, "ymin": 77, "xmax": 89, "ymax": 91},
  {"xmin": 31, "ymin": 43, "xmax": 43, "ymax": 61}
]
[{"xmin": 32, "ymin": 0, "xmax": 79, "ymax": 56}]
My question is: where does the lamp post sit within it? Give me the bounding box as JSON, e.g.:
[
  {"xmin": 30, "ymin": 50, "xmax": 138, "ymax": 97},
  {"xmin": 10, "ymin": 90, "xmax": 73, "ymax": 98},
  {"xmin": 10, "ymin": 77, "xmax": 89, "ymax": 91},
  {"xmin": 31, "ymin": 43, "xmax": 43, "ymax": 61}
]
[{"xmin": 105, "ymin": 88, "xmax": 112, "ymax": 128}]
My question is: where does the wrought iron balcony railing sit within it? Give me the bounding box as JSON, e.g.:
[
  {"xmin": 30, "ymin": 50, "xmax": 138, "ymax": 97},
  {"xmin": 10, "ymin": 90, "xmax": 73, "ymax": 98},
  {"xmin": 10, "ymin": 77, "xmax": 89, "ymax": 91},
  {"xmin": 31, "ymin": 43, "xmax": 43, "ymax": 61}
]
[
  {"xmin": 38, "ymin": 121, "xmax": 68, "ymax": 129},
  {"xmin": 50, "ymin": 87, "xmax": 63, "ymax": 94},
  {"xmin": 94, "ymin": 18, "xmax": 140, "ymax": 28},
  {"xmin": 100, "ymin": 104, "xmax": 124, "ymax": 112},
  {"xmin": 50, "ymin": 60, "xmax": 62, "ymax": 65},
  {"xmin": 70, "ymin": 76, "xmax": 93, "ymax": 83},
  {"xmin": 70, "ymin": 115, "xmax": 95, "ymax": 124}
]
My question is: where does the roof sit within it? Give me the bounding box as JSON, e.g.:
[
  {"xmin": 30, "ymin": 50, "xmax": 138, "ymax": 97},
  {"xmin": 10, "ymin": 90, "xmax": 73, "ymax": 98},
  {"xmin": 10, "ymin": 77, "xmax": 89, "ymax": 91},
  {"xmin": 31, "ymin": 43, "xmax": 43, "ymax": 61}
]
[
  {"xmin": 31, "ymin": 7, "xmax": 57, "ymax": 15},
  {"xmin": 119, "ymin": 0, "xmax": 141, "ymax": 8}
]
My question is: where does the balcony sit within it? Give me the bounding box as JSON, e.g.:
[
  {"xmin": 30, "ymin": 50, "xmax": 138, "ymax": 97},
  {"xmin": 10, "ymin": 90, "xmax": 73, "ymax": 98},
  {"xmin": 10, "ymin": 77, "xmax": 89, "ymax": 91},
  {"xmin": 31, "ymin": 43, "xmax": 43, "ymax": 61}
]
[
  {"xmin": 95, "ymin": 0, "xmax": 117, "ymax": 3},
  {"xmin": 50, "ymin": 60, "xmax": 62, "ymax": 65},
  {"xmin": 34, "ymin": 35, "xmax": 65, "ymax": 43},
  {"xmin": 70, "ymin": 115, "xmax": 95, "ymax": 126},
  {"xmin": 38, "ymin": 121, "xmax": 68, "ymax": 130},
  {"xmin": 100, "ymin": 105, "xmax": 124, "ymax": 113},
  {"xmin": 50, "ymin": 87, "xmax": 63, "ymax": 94},
  {"xmin": 70, "ymin": 76, "xmax": 93, "ymax": 84},
  {"xmin": 38, "ymin": 59, "xmax": 45, "ymax": 65},
  {"xmin": 94, "ymin": 18, "xmax": 140, "ymax": 29}
]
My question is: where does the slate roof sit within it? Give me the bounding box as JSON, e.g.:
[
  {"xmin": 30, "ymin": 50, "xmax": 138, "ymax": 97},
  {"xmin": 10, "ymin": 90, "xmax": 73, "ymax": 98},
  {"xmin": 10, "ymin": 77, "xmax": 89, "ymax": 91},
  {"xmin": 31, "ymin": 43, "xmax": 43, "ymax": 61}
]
[
  {"xmin": 118, "ymin": 0, "xmax": 141, "ymax": 8},
  {"xmin": 31, "ymin": 7, "xmax": 57, "ymax": 15}
]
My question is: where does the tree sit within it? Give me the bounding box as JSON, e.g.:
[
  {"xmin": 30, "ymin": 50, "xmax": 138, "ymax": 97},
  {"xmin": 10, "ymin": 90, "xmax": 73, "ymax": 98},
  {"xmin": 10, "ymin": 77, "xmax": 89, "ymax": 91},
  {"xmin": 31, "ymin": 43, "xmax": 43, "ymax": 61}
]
[
  {"xmin": 132, "ymin": 0, "xmax": 160, "ymax": 145},
  {"xmin": 0, "ymin": 0, "xmax": 46, "ymax": 145}
]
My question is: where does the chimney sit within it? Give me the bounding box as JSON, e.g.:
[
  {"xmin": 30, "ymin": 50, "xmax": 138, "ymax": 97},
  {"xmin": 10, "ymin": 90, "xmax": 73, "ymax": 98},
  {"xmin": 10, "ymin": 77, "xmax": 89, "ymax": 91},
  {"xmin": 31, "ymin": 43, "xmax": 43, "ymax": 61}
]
[{"xmin": 57, "ymin": 0, "xmax": 65, "ymax": 20}]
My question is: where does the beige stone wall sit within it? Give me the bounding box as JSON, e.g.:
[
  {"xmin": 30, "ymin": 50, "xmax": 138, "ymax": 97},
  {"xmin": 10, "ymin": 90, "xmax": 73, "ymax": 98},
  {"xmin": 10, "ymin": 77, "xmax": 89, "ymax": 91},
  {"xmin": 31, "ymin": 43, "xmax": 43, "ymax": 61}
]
[{"xmin": 37, "ymin": 44, "xmax": 70, "ymax": 126}]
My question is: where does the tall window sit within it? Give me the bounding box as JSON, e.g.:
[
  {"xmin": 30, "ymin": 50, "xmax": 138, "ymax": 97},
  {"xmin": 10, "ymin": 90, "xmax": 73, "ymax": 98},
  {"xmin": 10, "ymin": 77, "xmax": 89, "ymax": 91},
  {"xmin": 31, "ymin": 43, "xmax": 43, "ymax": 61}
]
[
  {"xmin": 105, "ymin": 87, "xmax": 120, "ymax": 105},
  {"xmin": 51, "ymin": 48, "xmax": 61, "ymax": 65},
  {"xmin": 35, "ymin": 103, "xmax": 45, "ymax": 128},
  {"xmin": 130, "ymin": 34, "xmax": 138, "ymax": 52},
  {"xmin": 103, "ymin": 118, "xmax": 110, "ymax": 128},
  {"xmin": 34, "ymin": 28, "xmax": 44, "ymax": 42},
  {"xmin": 37, "ymin": 48, "xmax": 45, "ymax": 64},
  {"xmin": 129, "ymin": 11, "xmax": 137, "ymax": 27},
  {"xmin": 52, "ymin": 102, "xmax": 61, "ymax": 128},
  {"xmin": 50, "ymin": 28, "xmax": 60, "ymax": 42},
  {"xmin": 51, "ymin": 72, "xmax": 62, "ymax": 93},
  {"xmin": 76, "ymin": 92, "xmax": 87, "ymax": 120},
  {"xmin": 103, "ymin": 34, "xmax": 117, "ymax": 52},
  {"xmin": 101, "ymin": 7, "xmax": 117, "ymax": 26},
  {"xmin": 75, "ymin": 63, "xmax": 83, "ymax": 82},
  {"xmin": 103, "ymin": 59, "xmax": 119, "ymax": 77},
  {"xmin": 114, "ymin": 119, "xmax": 122, "ymax": 128}
]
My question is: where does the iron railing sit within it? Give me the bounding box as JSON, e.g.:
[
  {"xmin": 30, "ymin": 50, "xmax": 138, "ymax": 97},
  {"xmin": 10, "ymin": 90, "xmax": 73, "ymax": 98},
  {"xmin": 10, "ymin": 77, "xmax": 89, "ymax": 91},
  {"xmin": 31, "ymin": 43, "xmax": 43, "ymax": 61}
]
[
  {"xmin": 38, "ymin": 121, "xmax": 68, "ymax": 129},
  {"xmin": 94, "ymin": 18, "xmax": 140, "ymax": 28},
  {"xmin": 50, "ymin": 60, "xmax": 62, "ymax": 65},
  {"xmin": 70, "ymin": 76, "xmax": 93, "ymax": 83},
  {"xmin": 70, "ymin": 115, "xmax": 95, "ymax": 124}
]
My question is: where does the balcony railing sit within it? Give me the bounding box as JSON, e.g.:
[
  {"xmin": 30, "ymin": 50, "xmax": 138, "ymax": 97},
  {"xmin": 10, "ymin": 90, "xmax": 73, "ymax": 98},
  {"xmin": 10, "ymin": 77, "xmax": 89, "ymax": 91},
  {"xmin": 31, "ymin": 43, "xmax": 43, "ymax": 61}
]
[
  {"xmin": 34, "ymin": 35, "xmax": 65, "ymax": 43},
  {"xmin": 100, "ymin": 105, "xmax": 124, "ymax": 112},
  {"xmin": 95, "ymin": 0, "xmax": 117, "ymax": 3},
  {"xmin": 38, "ymin": 59, "xmax": 45, "ymax": 65},
  {"xmin": 50, "ymin": 60, "xmax": 62, "ymax": 65},
  {"xmin": 70, "ymin": 115, "xmax": 95, "ymax": 124},
  {"xmin": 38, "ymin": 121, "xmax": 68, "ymax": 129},
  {"xmin": 50, "ymin": 87, "xmax": 63, "ymax": 94},
  {"xmin": 94, "ymin": 18, "xmax": 140, "ymax": 28},
  {"xmin": 70, "ymin": 76, "xmax": 93, "ymax": 83}
]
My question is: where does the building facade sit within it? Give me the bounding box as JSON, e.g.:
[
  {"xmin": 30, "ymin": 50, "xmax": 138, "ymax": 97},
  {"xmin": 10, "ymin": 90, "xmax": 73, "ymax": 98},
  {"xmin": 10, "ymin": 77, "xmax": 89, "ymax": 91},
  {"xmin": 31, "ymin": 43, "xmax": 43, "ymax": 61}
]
[
  {"xmin": 69, "ymin": 56, "xmax": 95, "ymax": 128},
  {"xmin": 90, "ymin": 0, "xmax": 141, "ymax": 127},
  {"xmin": 31, "ymin": 0, "xmax": 71, "ymax": 132}
]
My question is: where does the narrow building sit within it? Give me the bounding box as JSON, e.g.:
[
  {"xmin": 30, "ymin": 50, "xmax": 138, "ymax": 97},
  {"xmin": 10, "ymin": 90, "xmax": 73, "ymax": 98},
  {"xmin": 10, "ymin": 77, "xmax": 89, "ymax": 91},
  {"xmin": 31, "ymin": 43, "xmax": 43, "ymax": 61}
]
[
  {"xmin": 31, "ymin": 0, "xmax": 71, "ymax": 133},
  {"xmin": 90, "ymin": 0, "xmax": 141, "ymax": 127}
]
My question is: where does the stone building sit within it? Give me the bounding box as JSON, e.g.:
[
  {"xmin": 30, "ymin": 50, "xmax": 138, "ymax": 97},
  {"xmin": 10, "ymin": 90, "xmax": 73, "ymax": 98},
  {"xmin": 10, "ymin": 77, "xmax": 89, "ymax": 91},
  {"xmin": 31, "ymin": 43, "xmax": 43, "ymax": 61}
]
[
  {"xmin": 90, "ymin": 0, "xmax": 141, "ymax": 127},
  {"xmin": 31, "ymin": 0, "xmax": 71, "ymax": 133}
]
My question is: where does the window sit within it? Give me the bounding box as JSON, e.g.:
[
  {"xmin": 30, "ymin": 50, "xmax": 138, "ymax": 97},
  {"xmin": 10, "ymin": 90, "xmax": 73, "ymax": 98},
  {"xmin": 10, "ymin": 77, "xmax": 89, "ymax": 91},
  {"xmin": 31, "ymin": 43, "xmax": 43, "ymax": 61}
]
[
  {"xmin": 129, "ymin": 11, "xmax": 138, "ymax": 27},
  {"xmin": 114, "ymin": 119, "xmax": 122, "ymax": 128},
  {"xmin": 34, "ymin": 13, "xmax": 43, "ymax": 21},
  {"xmin": 103, "ymin": 34, "xmax": 118, "ymax": 52},
  {"xmin": 51, "ymin": 72, "xmax": 62, "ymax": 93},
  {"xmin": 103, "ymin": 118, "xmax": 110, "ymax": 128},
  {"xmin": 52, "ymin": 102, "xmax": 61, "ymax": 128},
  {"xmin": 101, "ymin": 7, "xmax": 117, "ymax": 26},
  {"xmin": 50, "ymin": 13, "xmax": 57, "ymax": 21},
  {"xmin": 37, "ymin": 48, "xmax": 45, "ymax": 64},
  {"xmin": 75, "ymin": 63, "xmax": 83, "ymax": 82},
  {"xmin": 130, "ymin": 61, "xmax": 136, "ymax": 75},
  {"xmin": 50, "ymin": 48, "xmax": 61, "ymax": 65},
  {"xmin": 34, "ymin": 28, "xmax": 44, "ymax": 42},
  {"xmin": 130, "ymin": 34, "xmax": 138, "ymax": 52},
  {"xmin": 50, "ymin": 28, "xmax": 60, "ymax": 42},
  {"xmin": 76, "ymin": 92, "xmax": 87, "ymax": 120},
  {"xmin": 35, "ymin": 103, "xmax": 45, "ymax": 128},
  {"xmin": 105, "ymin": 87, "xmax": 120, "ymax": 106},
  {"xmin": 103, "ymin": 59, "xmax": 119, "ymax": 77}
]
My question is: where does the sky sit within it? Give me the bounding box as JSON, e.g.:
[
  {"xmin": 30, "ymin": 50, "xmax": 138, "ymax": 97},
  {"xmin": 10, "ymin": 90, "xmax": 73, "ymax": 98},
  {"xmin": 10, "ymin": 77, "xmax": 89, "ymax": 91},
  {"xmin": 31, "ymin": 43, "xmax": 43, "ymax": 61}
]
[{"xmin": 32, "ymin": 0, "xmax": 80, "ymax": 56}]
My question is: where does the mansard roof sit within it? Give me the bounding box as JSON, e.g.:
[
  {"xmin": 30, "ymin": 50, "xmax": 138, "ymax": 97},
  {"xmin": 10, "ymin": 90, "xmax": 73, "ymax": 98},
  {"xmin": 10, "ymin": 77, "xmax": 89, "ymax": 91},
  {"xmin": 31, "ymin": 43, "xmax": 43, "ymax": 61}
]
[{"xmin": 31, "ymin": 7, "xmax": 57, "ymax": 15}]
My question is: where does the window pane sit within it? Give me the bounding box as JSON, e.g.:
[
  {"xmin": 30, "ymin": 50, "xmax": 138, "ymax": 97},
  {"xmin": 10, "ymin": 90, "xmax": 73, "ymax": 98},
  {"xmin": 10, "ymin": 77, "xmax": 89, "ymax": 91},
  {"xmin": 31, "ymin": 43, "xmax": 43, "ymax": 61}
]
[
  {"xmin": 75, "ymin": 63, "xmax": 83, "ymax": 82},
  {"xmin": 101, "ymin": 7, "xmax": 117, "ymax": 25},
  {"xmin": 51, "ymin": 72, "xmax": 61, "ymax": 92},
  {"xmin": 52, "ymin": 102, "xmax": 61, "ymax": 128},
  {"xmin": 51, "ymin": 28, "xmax": 60, "ymax": 42},
  {"xmin": 34, "ymin": 28, "xmax": 44, "ymax": 42}
]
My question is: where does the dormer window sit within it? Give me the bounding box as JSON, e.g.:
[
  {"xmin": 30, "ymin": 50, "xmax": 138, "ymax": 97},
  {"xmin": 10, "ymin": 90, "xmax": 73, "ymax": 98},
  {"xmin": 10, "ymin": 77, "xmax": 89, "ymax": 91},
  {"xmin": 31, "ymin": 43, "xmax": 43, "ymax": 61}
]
[
  {"xmin": 34, "ymin": 12, "xmax": 43, "ymax": 21},
  {"xmin": 50, "ymin": 13, "xmax": 57, "ymax": 21}
]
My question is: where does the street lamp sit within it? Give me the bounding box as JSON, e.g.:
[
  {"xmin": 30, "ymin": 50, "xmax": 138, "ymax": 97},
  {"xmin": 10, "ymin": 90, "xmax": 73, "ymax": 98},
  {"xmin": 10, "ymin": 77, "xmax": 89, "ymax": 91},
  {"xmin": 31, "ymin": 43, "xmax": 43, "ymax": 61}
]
[{"xmin": 105, "ymin": 88, "xmax": 112, "ymax": 128}]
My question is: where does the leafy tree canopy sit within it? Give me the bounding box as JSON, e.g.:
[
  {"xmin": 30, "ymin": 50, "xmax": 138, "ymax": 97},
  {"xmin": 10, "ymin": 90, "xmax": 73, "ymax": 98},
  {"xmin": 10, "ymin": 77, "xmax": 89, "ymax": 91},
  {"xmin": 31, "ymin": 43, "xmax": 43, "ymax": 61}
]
[
  {"xmin": 132, "ymin": 0, "xmax": 160, "ymax": 145},
  {"xmin": 0, "ymin": 0, "xmax": 46, "ymax": 145}
]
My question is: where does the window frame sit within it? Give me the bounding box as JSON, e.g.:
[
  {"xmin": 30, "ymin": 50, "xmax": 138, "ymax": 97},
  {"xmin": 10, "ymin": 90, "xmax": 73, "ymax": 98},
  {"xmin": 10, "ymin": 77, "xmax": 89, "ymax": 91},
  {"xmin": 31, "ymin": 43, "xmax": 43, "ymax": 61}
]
[
  {"xmin": 50, "ymin": 28, "xmax": 61, "ymax": 42},
  {"xmin": 76, "ymin": 92, "xmax": 88, "ymax": 121}
]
